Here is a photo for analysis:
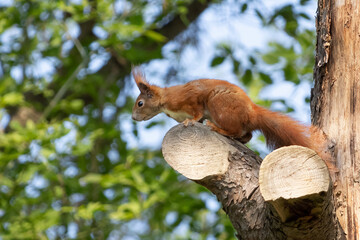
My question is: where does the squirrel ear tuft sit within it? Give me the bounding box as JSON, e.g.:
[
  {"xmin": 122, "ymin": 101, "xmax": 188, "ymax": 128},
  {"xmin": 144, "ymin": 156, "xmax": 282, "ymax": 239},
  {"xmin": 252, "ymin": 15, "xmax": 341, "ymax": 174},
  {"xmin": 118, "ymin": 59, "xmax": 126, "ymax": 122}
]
[
  {"xmin": 132, "ymin": 67, "xmax": 147, "ymax": 88},
  {"xmin": 132, "ymin": 66, "xmax": 153, "ymax": 97}
]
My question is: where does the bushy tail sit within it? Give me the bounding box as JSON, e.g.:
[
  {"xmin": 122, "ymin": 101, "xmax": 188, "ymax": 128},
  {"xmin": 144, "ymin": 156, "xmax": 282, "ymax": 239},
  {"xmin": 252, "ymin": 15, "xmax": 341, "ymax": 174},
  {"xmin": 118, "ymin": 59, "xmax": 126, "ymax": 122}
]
[
  {"xmin": 254, "ymin": 106, "xmax": 311, "ymax": 150},
  {"xmin": 254, "ymin": 106, "xmax": 337, "ymax": 172}
]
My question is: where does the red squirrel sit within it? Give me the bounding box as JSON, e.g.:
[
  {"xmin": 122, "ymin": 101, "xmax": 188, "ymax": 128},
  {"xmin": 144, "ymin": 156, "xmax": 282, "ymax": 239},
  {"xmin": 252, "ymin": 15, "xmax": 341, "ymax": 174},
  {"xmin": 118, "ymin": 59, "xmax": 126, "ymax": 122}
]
[{"xmin": 131, "ymin": 68, "xmax": 332, "ymax": 167}]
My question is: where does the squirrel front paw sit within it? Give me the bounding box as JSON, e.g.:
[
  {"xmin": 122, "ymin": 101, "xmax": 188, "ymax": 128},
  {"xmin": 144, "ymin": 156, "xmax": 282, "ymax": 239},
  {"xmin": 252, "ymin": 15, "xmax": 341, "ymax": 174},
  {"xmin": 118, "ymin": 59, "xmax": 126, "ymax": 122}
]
[{"xmin": 183, "ymin": 119, "xmax": 197, "ymax": 127}]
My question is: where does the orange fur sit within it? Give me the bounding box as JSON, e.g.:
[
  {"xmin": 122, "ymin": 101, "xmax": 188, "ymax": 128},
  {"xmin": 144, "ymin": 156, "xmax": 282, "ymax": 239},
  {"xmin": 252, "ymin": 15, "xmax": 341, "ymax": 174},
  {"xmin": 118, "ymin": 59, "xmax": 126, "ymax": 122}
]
[
  {"xmin": 132, "ymin": 68, "xmax": 333, "ymax": 168},
  {"xmin": 254, "ymin": 106, "xmax": 310, "ymax": 150}
]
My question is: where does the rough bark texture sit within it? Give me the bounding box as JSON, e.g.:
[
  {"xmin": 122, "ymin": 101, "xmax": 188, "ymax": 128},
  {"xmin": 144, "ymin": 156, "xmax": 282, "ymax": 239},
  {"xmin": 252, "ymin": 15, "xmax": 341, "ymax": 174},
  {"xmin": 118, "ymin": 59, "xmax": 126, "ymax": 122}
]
[
  {"xmin": 311, "ymin": 0, "xmax": 360, "ymax": 239},
  {"xmin": 162, "ymin": 123, "xmax": 341, "ymax": 239}
]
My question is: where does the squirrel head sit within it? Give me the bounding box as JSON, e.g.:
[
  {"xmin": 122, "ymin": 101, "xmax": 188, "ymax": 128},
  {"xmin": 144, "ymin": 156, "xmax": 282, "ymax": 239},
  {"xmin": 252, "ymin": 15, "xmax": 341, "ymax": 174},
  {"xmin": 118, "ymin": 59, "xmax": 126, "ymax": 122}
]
[{"xmin": 132, "ymin": 67, "xmax": 162, "ymax": 121}]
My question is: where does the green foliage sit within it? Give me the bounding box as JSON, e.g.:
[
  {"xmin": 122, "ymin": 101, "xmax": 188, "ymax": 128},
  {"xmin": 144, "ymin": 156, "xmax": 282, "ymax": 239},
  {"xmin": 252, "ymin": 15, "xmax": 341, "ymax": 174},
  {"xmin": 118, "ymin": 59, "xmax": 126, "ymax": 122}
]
[
  {"xmin": 0, "ymin": 0, "xmax": 316, "ymax": 239},
  {"xmin": 261, "ymin": 29, "xmax": 315, "ymax": 84}
]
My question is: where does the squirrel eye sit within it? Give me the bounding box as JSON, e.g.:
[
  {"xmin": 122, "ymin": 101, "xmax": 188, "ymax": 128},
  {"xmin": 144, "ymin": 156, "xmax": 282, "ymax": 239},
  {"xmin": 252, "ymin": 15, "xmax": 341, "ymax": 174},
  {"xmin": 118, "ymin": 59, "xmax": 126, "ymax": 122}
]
[{"xmin": 137, "ymin": 101, "xmax": 144, "ymax": 107}]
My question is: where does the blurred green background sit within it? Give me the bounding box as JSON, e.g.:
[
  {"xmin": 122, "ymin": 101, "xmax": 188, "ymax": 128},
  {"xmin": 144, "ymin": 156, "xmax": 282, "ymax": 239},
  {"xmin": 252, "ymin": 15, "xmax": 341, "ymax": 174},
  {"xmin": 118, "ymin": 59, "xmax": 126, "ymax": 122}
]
[{"xmin": 0, "ymin": 0, "xmax": 316, "ymax": 239}]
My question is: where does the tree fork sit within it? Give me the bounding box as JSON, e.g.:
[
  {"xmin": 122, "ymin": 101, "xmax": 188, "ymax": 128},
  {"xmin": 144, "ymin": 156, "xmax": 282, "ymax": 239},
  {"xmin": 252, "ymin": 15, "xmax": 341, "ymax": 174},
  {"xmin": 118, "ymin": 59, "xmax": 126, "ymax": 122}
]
[{"xmin": 162, "ymin": 123, "xmax": 343, "ymax": 239}]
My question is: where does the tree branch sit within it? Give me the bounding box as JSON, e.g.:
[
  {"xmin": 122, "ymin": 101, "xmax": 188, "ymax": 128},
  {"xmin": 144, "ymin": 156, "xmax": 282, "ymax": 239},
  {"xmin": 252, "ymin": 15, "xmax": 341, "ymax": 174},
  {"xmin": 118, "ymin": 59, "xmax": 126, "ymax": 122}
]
[
  {"xmin": 162, "ymin": 123, "xmax": 344, "ymax": 239},
  {"xmin": 157, "ymin": 0, "xmax": 211, "ymax": 41}
]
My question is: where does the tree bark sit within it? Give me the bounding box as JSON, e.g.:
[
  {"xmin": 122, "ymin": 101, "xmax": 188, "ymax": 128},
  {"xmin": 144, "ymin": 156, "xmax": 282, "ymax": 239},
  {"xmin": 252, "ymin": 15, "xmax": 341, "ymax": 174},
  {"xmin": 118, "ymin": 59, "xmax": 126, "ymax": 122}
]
[
  {"xmin": 162, "ymin": 123, "xmax": 342, "ymax": 239},
  {"xmin": 312, "ymin": 0, "xmax": 360, "ymax": 239}
]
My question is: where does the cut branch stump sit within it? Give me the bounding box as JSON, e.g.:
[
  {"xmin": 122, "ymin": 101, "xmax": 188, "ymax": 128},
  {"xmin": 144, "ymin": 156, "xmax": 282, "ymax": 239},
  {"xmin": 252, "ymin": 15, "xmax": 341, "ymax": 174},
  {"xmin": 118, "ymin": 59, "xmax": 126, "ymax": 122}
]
[{"xmin": 162, "ymin": 123, "xmax": 344, "ymax": 239}]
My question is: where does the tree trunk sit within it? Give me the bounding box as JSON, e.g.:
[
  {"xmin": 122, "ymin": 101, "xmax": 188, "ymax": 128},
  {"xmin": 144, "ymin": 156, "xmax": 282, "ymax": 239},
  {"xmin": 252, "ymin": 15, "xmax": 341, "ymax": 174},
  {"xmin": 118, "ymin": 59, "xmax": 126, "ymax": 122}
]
[{"xmin": 311, "ymin": 0, "xmax": 360, "ymax": 239}]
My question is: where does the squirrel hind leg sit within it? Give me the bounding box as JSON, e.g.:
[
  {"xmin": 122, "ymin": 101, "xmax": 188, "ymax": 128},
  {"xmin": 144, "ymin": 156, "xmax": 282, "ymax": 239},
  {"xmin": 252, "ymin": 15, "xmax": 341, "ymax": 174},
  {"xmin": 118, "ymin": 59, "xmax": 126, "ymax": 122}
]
[
  {"xmin": 206, "ymin": 120, "xmax": 233, "ymax": 136},
  {"xmin": 206, "ymin": 120, "xmax": 251, "ymax": 143},
  {"xmin": 236, "ymin": 132, "xmax": 252, "ymax": 144}
]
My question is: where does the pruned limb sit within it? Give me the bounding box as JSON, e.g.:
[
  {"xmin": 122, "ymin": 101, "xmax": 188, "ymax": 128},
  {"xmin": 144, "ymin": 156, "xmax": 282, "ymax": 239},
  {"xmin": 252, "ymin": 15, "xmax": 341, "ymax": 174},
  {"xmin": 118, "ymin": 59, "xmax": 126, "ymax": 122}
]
[
  {"xmin": 162, "ymin": 122, "xmax": 280, "ymax": 239},
  {"xmin": 259, "ymin": 146, "xmax": 344, "ymax": 239},
  {"xmin": 259, "ymin": 146, "xmax": 330, "ymax": 222},
  {"xmin": 162, "ymin": 123, "xmax": 344, "ymax": 240}
]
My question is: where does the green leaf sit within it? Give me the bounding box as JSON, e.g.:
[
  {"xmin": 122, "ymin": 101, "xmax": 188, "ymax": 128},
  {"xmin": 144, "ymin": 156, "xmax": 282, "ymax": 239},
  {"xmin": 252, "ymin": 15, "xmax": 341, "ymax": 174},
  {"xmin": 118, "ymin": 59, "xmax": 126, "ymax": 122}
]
[
  {"xmin": 145, "ymin": 121, "xmax": 165, "ymax": 129},
  {"xmin": 242, "ymin": 69, "xmax": 252, "ymax": 85},
  {"xmin": 127, "ymin": 14, "xmax": 144, "ymax": 25},
  {"xmin": 210, "ymin": 56, "xmax": 226, "ymax": 67},
  {"xmin": 144, "ymin": 30, "xmax": 167, "ymax": 42},
  {"xmin": 131, "ymin": 167, "xmax": 150, "ymax": 193},
  {"xmin": 255, "ymin": 9, "xmax": 266, "ymax": 25},
  {"xmin": 300, "ymin": 0, "xmax": 311, "ymax": 5},
  {"xmin": 0, "ymin": 174, "xmax": 14, "ymax": 188},
  {"xmin": 232, "ymin": 59, "xmax": 241, "ymax": 74},
  {"xmin": 17, "ymin": 165, "xmax": 38, "ymax": 184},
  {"xmin": 0, "ymin": 92, "xmax": 23, "ymax": 106},
  {"xmin": 77, "ymin": 202, "xmax": 105, "ymax": 220},
  {"xmin": 299, "ymin": 13, "xmax": 311, "ymax": 20},
  {"xmin": 259, "ymin": 72, "xmax": 273, "ymax": 84},
  {"xmin": 285, "ymin": 20, "xmax": 298, "ymax": 36},
  {"xmin": 110, "ymin": 202, "xmax": 141, "ymax": 220},
  {"xmin": 35, "ymin": 209, "xmax": 61, "ymax": 232},
  {"xmin": 80, "ymin": 173, "xmax": 102, "ymax": 184},
  {"xmin": 241, "ymin": 3, "xmax": 248, "ymax": 13},
  {"xmin": 72, "ymin": 141, "xmax": 92, "ymax": 156},
  {"xmin": 41, "ymin": 148, "xmax": 55, "ymax": 158},
  {"xmin": 262, "ymin": 53, "xmax": 279, "ymax": 65},
  {"xmin": 143, "ymin": 191, "xmax": 167, "ymax": 209},
  {"xmin": 249, "ymin": 56, "xmax": 257, "ymax": 65},
  {"xmin": 286, "ymin": 107, "xmax": 295, "ymax": 112},
  {"xmin": 70, "ymin": 99, "xmax": 84, "ymax": 111},
  {"xmin": 283, "ymin": 63, "xmax": 299, "ymax": 84}
]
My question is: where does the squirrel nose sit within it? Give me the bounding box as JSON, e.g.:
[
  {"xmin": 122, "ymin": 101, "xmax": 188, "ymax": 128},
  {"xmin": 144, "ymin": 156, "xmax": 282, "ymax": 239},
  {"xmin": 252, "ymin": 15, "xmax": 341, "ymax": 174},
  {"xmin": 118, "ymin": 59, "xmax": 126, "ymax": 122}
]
[{"xmin": 132, "ymin": 113, "xmax": 138, "ymax": 121}]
